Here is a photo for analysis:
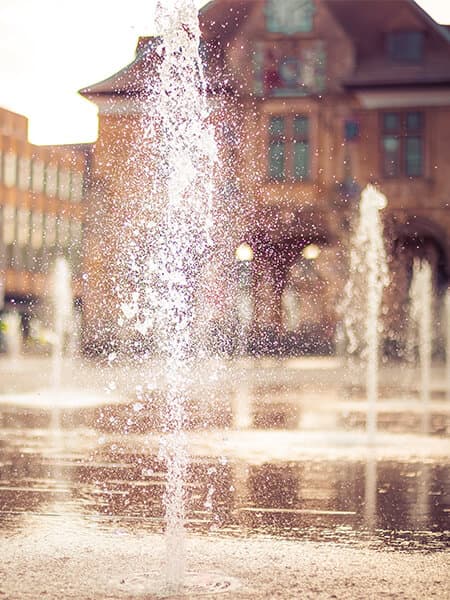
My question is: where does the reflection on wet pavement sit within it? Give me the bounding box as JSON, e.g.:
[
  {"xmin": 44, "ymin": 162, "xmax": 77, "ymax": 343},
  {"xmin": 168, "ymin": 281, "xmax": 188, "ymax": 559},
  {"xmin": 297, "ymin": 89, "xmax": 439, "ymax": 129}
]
[
  {"xmin": 1, "ymin": 426, "xmax": 449, "ymax": 552},
  {"xmin": 0, "ymin": 357, "xmax": 449, "ymax": 599}
]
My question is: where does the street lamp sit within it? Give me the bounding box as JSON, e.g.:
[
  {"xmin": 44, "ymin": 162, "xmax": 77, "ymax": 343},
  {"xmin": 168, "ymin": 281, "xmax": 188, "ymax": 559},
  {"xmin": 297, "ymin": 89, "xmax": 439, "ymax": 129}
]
[
  {"xmin": 234, "ymin": 243, "xmax": 254, "ymax": 355},
  {"xmin": 302, "ymin": 243, "xmax": 321, "ymax": 260},
  {"xmin": 235, "ymin": 242, "xmax": 254, "ymax": 263}
]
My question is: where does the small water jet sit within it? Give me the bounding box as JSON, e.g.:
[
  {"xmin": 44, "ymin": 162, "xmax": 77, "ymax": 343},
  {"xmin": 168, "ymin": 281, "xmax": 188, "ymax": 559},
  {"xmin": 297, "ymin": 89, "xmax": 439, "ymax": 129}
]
[
  {"xmin": 446, "ymin": 288, "xmax": 450, "ymax": 403},
  {"xmin": 50, "ymin": 256, "xmax": 75, "ymax": 389},
  {"xmin": 409, "ymin": 259, "xmax": 433, "ymax": 432},
  {"xmin": 343, "ymin": 185, "xmax": 389, "ymax": 442}
]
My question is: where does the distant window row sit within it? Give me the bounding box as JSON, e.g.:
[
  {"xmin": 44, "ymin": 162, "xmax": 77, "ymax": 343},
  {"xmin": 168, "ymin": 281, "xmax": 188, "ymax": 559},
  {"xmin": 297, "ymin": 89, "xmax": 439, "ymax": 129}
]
[
  {"xmin": 0, "ymin": 152, "xmax": 84, "ymax": 202},
  {"xmin": 2, "ymin": 204, "xmax": 83, "ymax": 273},
  {"xmin": 266, "ymin": 111, "xmax": 424, "ymax": 182}
]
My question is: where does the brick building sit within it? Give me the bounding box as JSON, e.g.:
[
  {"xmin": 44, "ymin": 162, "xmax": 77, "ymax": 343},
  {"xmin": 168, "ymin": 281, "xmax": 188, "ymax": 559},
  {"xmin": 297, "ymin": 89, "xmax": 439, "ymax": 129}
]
[
  {"xmin": 0, "ymin": 107, "xmax": 87, "ymax": 339},
  {"xmin": 80, "ymin": 0, "xmax": 450, "ymax": 355}
]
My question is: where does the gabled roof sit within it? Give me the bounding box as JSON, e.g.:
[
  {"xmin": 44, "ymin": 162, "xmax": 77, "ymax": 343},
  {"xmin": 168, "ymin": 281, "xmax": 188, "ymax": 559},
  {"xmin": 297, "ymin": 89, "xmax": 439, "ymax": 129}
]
[
  {"xmin": 81, "ymin": 0, "xmax": 450, "ymax": 101},
  {"xmin": 324, "ymin": 0, "xmax": 450, "ymax": 88},
  {"xmin": 79, "ymin": 37, "xmax": 162, "ymax": 99},
  {"xmin": 199, "ymin": 0, "xmax": 252, "ymax": 42},
  {"xmin": 80, "ymin": 1, "xmax": 253, "ymax": 101},
  {"xmin": 325, "ymin": 0, "xmax": 450, "ymax": 43}
]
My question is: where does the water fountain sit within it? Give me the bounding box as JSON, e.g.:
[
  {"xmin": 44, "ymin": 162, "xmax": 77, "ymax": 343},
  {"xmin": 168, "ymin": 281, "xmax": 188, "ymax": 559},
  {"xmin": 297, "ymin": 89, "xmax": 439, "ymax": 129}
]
[
  {"xmin": 1, "ymin": 4, "xmax": 450, "ymax": 600},
  {"xmin": 409, "ymin": 258, "xmax": 433, "ymax": 432},
  {"xmin": 50, "ymin": 256, "xmax": 75, "ymax": 390},
  {"xmin": 117, "ymin": 0, "xmax": 221, "ymax": 593},
  {"xmin": 343, "ymin": 185, "xmax": 389, "ymax": 441}
]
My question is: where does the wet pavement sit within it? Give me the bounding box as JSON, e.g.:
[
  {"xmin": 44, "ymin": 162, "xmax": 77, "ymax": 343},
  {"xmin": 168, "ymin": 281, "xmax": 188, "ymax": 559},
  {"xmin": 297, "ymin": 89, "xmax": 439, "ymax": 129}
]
[{"xmin": 0, "ymin": 357, "xmax": 449, "ymax": 598}]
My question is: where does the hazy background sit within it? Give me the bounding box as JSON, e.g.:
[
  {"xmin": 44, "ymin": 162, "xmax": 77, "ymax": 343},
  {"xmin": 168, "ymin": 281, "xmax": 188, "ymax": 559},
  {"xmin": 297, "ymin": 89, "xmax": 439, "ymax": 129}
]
[{"xmin": 0, "ymin": 0, "xmax": 448, "ymax": 145}]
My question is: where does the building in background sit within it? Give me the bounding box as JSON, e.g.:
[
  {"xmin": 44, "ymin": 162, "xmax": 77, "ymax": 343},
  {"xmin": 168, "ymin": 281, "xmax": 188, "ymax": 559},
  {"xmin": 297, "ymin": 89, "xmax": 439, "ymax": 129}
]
[
  {"xmin": 79, "ymin": 0, "xmax": 450, "ymax": 356},
  {"xmin": 0, "ymin": 106, "xmax": 88, "ymax": 345}
]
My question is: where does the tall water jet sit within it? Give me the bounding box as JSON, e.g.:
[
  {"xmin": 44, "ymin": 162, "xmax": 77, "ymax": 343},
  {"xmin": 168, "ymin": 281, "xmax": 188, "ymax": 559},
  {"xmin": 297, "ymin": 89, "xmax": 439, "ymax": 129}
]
[
  {"xmin": 343, "ymin": 185, "xmax": 389, "ymax": 441},
  {"xmin": 50, "ymin": 256, "xmax": 74, "ymax": 389},
  {"xmin": 118, "ymin": 0, "xmax": 219, "ymax": 592},
  {"xmin": 409, "ymin": 259, "xmax": 433, "ymax": 432}
]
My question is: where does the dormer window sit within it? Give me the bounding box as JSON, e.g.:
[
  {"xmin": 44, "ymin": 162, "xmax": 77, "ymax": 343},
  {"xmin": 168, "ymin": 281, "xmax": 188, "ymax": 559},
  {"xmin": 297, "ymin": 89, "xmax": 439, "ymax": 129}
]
[
  {"xmin": 387, "ymin": 31, "xmax": 424, "ymax": 62},
  {"xmin": 265, "ymin": 0, "xmax": 315, "ymax": 34}
]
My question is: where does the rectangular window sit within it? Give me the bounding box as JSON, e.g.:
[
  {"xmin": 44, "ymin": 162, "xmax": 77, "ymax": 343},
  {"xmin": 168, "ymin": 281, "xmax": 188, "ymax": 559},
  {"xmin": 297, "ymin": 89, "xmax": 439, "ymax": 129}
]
[
  {"xmin": 387, "ymin": 31, "xmax": 423, "ymax": 62},
  {"xmin": 344, "ymin": 119, "xmax": 359, "ymax": 141},
  {"xmin": 16, "ymin": 208, "xmax": 30, "ymax": 271},
  {"xmin": 31, "ymin": 211, "xmax": 44, "ymax": 250},
  {"xmin": 293, "ymin": 115, "xmax": 309, "ymax": 180},
  {"xmin": 268, "ymin": 116, "xmax": 286, "ymax": 180},
  {"xmin": 45, "ymin": 164, "xmax": 58, "ymax": 197},
  {"xmin": 30, "ymin": 211, "xmax": 44, "ymax": 272},
  {"xmin": 17, "ymin": 208, "xmax": 30, "ymax": 247},
  {"xmin": 268, "ymin": 114, "xmax": 310, "ymax": 182},
  {"xmin": 44, "ymin": 213, "xmax": 57, "ymax": 247},
  {"xmin": 70, "ymin": 219, "xmax": 83, "ymax": 243},
  {"xmin": 31, "ymin": 159, "xmax": 45, "ymax": 193},
  {"xmin": 58, "ymin": 169, "xmax": 71, "ymax": 200},
  {"xmin": 265, "ymin": 0, "xmax": 314, "ymax": 34},
  {"xmin": 405, "ymin": 137, "xmax": 422, "ymax": 176},
  {"xmin": 294, "ymin": 142, "xmax": 309, "ymax": 179},
  {"xmin": 57, "ymin": 216, "xmax": 70, "ymax": 247},
  {"xmin": 18, "ymin": 157, "xmax": 31, "ymax": 191},
  {"xmin": 382, "ymin": 111, "xmax": 424, "ymax": 178},
  {"xmin": 3, "ymin": 205, "xmax": 16, "ymax": 269},
  {"xmin": 269, "ymin": 142, "xmax": 286, "ymax": 180},
  {"xmin": 3, "ymin": 204, "xmax": 15, "ymax": 245},
  {"xmin": 69, "ymin": 219, "xmax": 83, "ymax": 273},
  {"xmin": 71, "ymin": 172, "xmax": 84, "ymax": 202},
  {"xmin": 4, "ymin": 152, "xmax": 17, "ymax": 188}
]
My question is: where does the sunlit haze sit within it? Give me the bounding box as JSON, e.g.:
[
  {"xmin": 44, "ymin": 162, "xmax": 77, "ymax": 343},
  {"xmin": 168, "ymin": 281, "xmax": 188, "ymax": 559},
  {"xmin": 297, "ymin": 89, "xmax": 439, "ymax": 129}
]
[{"xmin": 0, "ymin": 0, "xmax": 448, "ymax": 145}]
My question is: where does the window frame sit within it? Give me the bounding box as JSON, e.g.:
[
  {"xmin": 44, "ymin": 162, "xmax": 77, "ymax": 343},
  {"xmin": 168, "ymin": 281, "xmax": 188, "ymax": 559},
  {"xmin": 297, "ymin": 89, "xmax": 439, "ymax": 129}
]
[
  {"xmin": 380, "ymin": 111, "xmax": 425, "ymax": 179},
  {"xmin": 267, "ymin": 113, "xmax": 311, "ymax": 183},
  {"xmin": 268, "ymin": 116, "xmax": 287, "ymax": 181}
]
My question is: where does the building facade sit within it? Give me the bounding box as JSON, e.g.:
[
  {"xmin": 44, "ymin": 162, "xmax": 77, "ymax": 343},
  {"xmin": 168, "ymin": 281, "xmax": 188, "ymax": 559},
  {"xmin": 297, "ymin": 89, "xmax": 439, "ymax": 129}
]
[
  {"xmin": 81, "ymin": 0, "xmax": 450, "ymax": 355},
  {"xmin": 0, "ymin": 107, "xmax": 87, "ymax": 341}
]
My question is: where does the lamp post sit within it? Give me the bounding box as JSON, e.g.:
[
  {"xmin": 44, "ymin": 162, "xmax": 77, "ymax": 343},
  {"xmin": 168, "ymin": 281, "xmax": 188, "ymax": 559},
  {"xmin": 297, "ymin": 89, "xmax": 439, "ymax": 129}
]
[{"xmin": 235, "ymin": 243, "xmax": 254, "ymax": 355}]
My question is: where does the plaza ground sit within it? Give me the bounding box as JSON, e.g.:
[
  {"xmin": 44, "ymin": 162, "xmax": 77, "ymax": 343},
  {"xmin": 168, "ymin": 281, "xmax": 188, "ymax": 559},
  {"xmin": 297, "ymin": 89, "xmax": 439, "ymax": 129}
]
[{"xmin": 0, "ymin": 356, "xmax": 449, "ymax": 598}]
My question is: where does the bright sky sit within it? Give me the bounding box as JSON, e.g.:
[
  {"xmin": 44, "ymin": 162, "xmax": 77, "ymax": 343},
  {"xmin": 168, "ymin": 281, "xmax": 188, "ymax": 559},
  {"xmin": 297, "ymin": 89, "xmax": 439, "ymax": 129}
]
[{"xmin": 0, "ymin": 0, "xmax": 448, "ymax": 146}]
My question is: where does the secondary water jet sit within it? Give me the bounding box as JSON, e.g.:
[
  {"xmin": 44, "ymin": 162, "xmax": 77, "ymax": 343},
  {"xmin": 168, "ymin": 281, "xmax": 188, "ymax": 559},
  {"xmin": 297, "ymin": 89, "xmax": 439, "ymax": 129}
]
[
  {"xmin": 50, "ymin": 256, "xmax": 75, "ymax": 390},
  {"xmin": 409, "ymin": 258, "xmax": 433, "ymax": 433},
  {"xmin": 343, "ymin": 185, "xmax": 389, "ymax": 442},
  {"xmin": 445, "ymin": 288, "xmax": 450, "ymax": 403}
]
